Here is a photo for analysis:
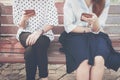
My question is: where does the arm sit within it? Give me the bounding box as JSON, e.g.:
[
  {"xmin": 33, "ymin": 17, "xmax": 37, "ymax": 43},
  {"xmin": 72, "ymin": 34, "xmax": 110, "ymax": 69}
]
[
  {"xmin": 81, "ymin": 0, "xmax": 110, "ymax": 33},
  {"xmin": 26, "ymin": 0, "xmax": 58, "ymax": 46},
  {"xmin": 92, "ymin": 0, "xmax": 110, "ymax": 32},
  {"xmin": 13, "ymin": 0, "xmax": 35, "ymax": 29},
  {"xmin": 18, "ymin": 12, "xmax": 35, "ymax": 29},
  {"xmin": 64, "ymin": 0, "xmax": 91, "ymax": 33}
]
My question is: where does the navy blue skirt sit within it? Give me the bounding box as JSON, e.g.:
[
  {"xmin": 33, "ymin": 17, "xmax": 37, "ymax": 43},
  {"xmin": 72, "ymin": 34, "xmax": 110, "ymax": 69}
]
[{"xmin": 59, "ymin": 31, "xmax": 120, "ymax": 73}]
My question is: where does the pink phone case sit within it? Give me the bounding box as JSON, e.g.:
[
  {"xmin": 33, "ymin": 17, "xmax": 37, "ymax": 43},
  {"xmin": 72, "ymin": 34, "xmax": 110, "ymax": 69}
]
[
  {"xmin": 81, "ymin": 13, "xmax": 93, "ymax": 21},
  {"xmin": 24, "ymin": 10, "xmax": 35, "ymax": 15}
]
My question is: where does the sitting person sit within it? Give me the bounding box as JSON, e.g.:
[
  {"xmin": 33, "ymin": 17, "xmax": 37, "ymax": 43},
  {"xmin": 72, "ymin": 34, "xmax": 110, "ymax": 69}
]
[
  {"xmin": 13, "ymin": 0, "xmax": 58, "ymax": 80},
  {"xmin": 59, "ymin": 0, "xmax": 120, "ymax": 80}
]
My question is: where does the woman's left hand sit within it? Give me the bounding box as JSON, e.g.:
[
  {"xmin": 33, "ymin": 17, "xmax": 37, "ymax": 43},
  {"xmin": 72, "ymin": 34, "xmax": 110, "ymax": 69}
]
[
  {"xmin": 90, "ymin": 13, "xmax": 100, "ymax": 32},
  {"xmin": 82, "ymin": 13, "xmax": 100, "ymax": 32},
  {"xmin": 82, "ymin": 13, "xmax": 98, "ymax": 25},
  {"xmin": 26, "ymin": 30, "xmax": 43, "ymax": 46}
]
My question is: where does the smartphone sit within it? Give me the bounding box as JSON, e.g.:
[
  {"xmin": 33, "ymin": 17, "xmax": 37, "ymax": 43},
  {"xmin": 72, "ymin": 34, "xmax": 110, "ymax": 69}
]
[
  {"xmin": 24, "ymin": 9, "xmax": 35, "ymax": 15},
  {"xmin": 81, "ymin": 13, "xmax": 93, "ymax": 21}
]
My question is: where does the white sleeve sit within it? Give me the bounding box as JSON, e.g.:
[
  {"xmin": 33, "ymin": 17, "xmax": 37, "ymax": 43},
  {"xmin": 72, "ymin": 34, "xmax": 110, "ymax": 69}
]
[
  {"xmin": 64, "ymin": 0, "xmax": 78, "ymax": 33},
  {"xmin": 98, "ymin": 0, "xmax": 110, "ymax": 28}
]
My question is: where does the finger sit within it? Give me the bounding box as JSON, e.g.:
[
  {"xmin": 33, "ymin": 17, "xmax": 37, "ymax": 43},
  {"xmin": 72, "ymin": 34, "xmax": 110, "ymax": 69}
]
[
  {"xmin": 32, "ymin": 34, "xmax": 41, "ymax": 45},
  {"xmin": 91, "ymin": 13, "xmax": 97, "ymax": 19},
  {"xmin": 26, "ymin": 35, "xmax": 32, "ymax": 46},
  {"xmin": 28, "ymin": 36, "xmax": 32, "ymax": 46},
  {"xmin": 85, "ymin": 18, "xmax": 92, "ymax": 24},
  {"xmin": 27, "ymin": 12, "xmax": 35, "ymax": 17},
  {"xmin": 82, "ymin": 16, "xmax": 88, "ymax": 21},
  {"xmin": 88, "ymin": 18, "xmax": 96, "ymax": 23},
  {"xmin": 22, "ymin": 10, "xmax": 26, "ymax": 15},
  {"xmin": 29, "ymin": 35, "xmax": 35, "ymax": 46},
  {"xmin": 26, "ymin": 35, "xmax": 30, "ymax": 46},
  {"xmin": 29, "ymin": 34, "xmax": 38, "ymax": 46},
  {"xmin": 31, "ymin": 35, "xmax": 39, "ymax": 45},
  {"xmin": 31, "ymin": 38, "xmax": 37, "ymax": 45},
  {"xmin": 89, "ymin": 18, "xmax": 94, "ymax": 23},
  {"xmin": 91, "ymin": 13, "xmax": 97, "ymax": 17},
  {"xmin": 29, "ymin": 36, "xmax": 36, "ymax": 46}
]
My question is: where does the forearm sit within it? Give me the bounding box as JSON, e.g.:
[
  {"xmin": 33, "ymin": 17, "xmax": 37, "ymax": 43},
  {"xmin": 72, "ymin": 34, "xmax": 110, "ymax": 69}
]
[
  {"xmin": 42, "ymin": 25, "xmax": 54, "ymax": 33},
  {"xmin": 18, "ymin": 19, "xmax": 27, "ymax": 29},
  {"xmin": 36, "ymin": 25, "xmax": 54, "ymax": 35},
  {"xmin": 71, "ymin": 26, "xmax": 91, "ymax": 33},
  {"xmin": 92, "ymin": 20, "xmax": 100, "ymax": 32},
  {"xmin": 18, "ymin": 12, "xmax": 35, "ymax": 28}
]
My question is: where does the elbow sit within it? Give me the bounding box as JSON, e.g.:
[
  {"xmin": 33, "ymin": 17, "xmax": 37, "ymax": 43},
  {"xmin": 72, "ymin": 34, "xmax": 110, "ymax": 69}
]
[
  {"xmin": 64, "ymin": 24, "xmax": 77, "ymax": 33},
  {"xmin": 47, "ymin": 25, "xmax": 54, "ymax": 30},
  {"xmin": 50, "ymin": 25, "xmax": 54, "ymax": 29}
]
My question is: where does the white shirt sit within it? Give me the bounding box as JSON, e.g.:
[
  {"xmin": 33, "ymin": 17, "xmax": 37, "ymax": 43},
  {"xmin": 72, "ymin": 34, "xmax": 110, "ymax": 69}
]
[
  {"xmin": 64, "ymin": 0, "xmax": 110, "ymax": 33},
  {"xmin": 13, "ymin": 0, "xmax": 58, "ymax": 41}
]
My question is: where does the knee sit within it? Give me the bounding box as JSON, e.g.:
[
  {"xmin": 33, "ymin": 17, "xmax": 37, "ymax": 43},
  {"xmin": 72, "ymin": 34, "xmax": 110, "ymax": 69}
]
[
  {"xmin": 78, "ymin": 60, "xmax": 91, "ymax": 70},
  {"xmin": 94, "ymin": 56, "xmax": 105, "ymax": 67},
  {"xmin": 77, "ymin": 60, "xmax": 91, "ymax": 75},
  {"xmin": 81, "ymin": 60, "xmax": 89, "ymax": 66},
  {"xmin": 34, "ymin": 36, "xmax": 50, "ymax": 48}
]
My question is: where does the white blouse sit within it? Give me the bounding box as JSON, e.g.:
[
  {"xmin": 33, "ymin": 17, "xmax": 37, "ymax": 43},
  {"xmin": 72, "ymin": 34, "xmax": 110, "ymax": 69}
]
[
  {"xmin": 64, "ymin": 0, "xmax": 110, "ymax": 33},
  {"xmin": 13, "ymin": 0, "xmax": 58, "ymax": 41}
]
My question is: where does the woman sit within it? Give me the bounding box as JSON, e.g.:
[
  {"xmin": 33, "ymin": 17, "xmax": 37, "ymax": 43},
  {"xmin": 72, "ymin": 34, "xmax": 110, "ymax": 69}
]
[
  {"xmin": 13, "ymin": 0, "xmax": 58, "ymax": 80},
  {"xmin": 59, "ymin": 0, "xmax": 120, "ymax": 80}
]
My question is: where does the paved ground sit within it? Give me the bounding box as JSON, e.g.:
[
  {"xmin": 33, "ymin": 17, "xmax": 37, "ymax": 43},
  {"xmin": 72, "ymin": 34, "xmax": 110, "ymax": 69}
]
[{"xmin": 0, "ymin": 63, "xmax": 120, "ymax": 80}]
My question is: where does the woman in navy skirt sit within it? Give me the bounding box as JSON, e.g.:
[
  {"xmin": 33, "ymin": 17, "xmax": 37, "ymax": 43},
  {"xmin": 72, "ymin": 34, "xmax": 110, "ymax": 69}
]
[{"xmin": 59, "ymin": 0, "xmax": 120, "ymax": 80}]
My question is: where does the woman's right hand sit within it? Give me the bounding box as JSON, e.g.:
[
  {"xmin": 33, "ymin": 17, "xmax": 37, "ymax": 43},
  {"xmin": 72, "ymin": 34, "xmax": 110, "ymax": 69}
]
[
  {"xmin": 21, "ymin": 11, "xmax": 35, "ymax": 22},
  {"xmin": 84, "ymin": 27, "xmax": 92, "ymax": 33},
  {"xmin": 81, "ymin": 13, "xmax": 100, "ymax": 32},
  {"xmin": 18, "ymin": 11, "xmax": 35, "ymax": 28}
]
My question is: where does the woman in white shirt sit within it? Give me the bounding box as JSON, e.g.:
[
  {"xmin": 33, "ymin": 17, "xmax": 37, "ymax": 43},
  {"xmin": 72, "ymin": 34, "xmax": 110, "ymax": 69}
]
[
  {"xmin": 13, "ymin": 0, "xmax": 58, "ymax": 80},
  {"xmin": 59, "ymin": 0, "xmax": 120, "ymax": 80}
]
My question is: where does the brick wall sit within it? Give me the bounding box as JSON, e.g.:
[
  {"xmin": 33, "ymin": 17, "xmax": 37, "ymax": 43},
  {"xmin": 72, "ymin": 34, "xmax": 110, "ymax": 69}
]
[
  {"xmin": 0, "ymin": 0, "xmax": 64, "ymax": 5},
  {"xmin": 0, "ymin": 0, "xmax": 120, "ymax": 6}
]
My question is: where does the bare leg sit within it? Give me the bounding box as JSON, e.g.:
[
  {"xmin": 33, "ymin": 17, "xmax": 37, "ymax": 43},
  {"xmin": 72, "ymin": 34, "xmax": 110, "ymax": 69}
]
[
  {"xmin": 41, "ymin": 78, "xmax": 48, "ymax": 80},
  {"xmin": 76, "ymin": 60, "xmax": 91, "ymax": 80},
  {"xmin": 90, "ymin": 56, "xmax": 105, "ymax": 80}
]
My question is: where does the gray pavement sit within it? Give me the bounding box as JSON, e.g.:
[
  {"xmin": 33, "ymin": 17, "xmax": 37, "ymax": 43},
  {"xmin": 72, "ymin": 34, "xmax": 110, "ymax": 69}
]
[{"xmin": 0, "ymin": 63, "xmax": 120, "ymax": 80}]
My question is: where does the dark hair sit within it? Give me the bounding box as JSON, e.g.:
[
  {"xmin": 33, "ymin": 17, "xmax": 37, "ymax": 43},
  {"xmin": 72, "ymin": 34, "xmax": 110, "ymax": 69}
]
[{"xmin": 92, "ymin": 0, "xmax": 105, "ymax": 17}]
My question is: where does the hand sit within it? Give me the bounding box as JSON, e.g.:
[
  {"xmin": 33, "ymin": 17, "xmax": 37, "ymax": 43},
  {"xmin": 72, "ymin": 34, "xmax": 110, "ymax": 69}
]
[
  {"xmin": 18, "ymin": 10, "xmax": 35, "ymax": 29},
  {"xmin": 82, "ymin": 13, "xmax": 100, "ymax": 32},
  {"xmin": 21, "ymin": 10, "xmax": 35, "ymax": 22},
  {"xmin": 26, "ymin": 30, "xmax": 43, "ymax": 46},
  {"xmin": 81, "ymin": 13, "xmax": 98, "ymax": 25},
  {"xmin": 84, "ymin": 27, "xmax": 92, "ymax": 33},
  {"xmin": 90, "ymin": 13, "xmax": 100, "ymax": 32},
  {"xmin": 81, "ymin": 13, "xmax": 92, "ymax": 21}
]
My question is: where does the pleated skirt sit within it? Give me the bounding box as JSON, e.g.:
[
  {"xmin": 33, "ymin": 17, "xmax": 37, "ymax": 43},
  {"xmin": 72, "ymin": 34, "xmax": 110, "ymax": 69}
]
[{"xmin": 59, "ymin": 32, "xmax": 120, "ymax": 73}]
